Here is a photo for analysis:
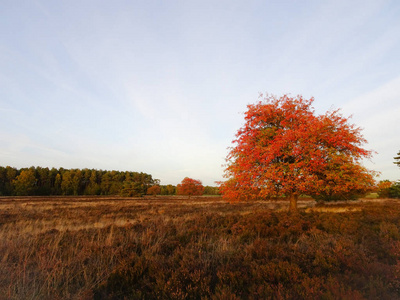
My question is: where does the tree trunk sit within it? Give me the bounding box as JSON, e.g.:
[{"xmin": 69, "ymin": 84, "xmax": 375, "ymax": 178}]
[{"xmin": 288, "ymin": 193, "xmax": 299, "ymax": 213}]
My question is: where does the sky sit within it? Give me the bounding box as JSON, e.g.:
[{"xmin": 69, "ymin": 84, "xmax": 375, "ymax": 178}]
[{"xmin": 1, "ymin": 0, "xmax": 399, "ymax": 186}]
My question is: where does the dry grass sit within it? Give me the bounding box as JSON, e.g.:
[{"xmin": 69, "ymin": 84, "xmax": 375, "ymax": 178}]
[
  {"xmin": 0, "ymin": 196, "xmax": 316, "ymax": 234},
  {"xmin": 1, "ymin": 196, "xmax": 399, "ymax": 299},
  {"xmin": 0, "ymin": 196, "xmax": 278, "ymax": 299},
  {"xmin": 305, "ymin": 206, "xmax": 362, "ymax": 213}
]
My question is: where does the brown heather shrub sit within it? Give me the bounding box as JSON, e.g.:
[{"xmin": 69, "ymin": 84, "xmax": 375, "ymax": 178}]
[{"xmin": 0, "ymin": 196, "xmax": 400, "ymax": 299}]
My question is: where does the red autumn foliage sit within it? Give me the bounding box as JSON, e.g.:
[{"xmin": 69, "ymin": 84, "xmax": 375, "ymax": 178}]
[
  {"xmin": 177, "ymin": 177, "xmax": 204, "ymax": 198},
  {"xmin": 219, "ymin": 94, "xmax": 376, "ymax": 210},
  {"xmin": 376, "ymin": 180, "xmax": 395, "ymax": 198},
  {"xmin": 147, "ymin": 185, "xmax": 161, "ymax": 196}
]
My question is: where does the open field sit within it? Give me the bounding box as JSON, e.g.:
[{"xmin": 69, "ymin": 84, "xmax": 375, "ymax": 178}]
[{"xmin": 1, "ymin": 196, "xmax": 400, "ymax": 299}]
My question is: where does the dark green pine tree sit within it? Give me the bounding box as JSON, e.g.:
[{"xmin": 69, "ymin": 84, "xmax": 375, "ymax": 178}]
[{"xmin": 395, "ymin": 150, "xmax": 400, "ymax": 168}]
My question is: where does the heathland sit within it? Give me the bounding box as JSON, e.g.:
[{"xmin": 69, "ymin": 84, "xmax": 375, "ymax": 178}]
[{"xmin": 1, "ymin": 196, "xmax": 400, "ymax": 299}]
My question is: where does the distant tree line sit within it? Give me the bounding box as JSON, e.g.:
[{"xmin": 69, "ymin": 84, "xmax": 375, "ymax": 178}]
[
  {"xmin": 0, "ymin": 166, "xmax": 220, "ymax": 197},
  {"xmin": 375, "ymin": 151, "xmax": 400, "ymax": 199},
  {"xmin": 0, "ymin": 166, "xmax": 155, "ymax": 197},
  {"xmin": 157, "ymin": 185, "xmax": 219, "ymax": 196}
]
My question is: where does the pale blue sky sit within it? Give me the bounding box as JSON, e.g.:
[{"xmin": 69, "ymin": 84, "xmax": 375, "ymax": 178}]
[{"xmin": 1, "ymin": 0, "xmax": 399, "ymax": 185}]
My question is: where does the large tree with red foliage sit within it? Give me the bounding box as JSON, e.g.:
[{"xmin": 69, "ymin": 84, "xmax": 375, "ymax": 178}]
[
  {"xmin": 177, "ymin": 177, "xmax": 204, "ymax": 198},
  {"xmin": 219, "ymin": 94, "xmax": 376, "ymax": 211}
]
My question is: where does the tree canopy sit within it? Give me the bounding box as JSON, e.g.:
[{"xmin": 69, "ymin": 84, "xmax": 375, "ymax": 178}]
[
  {"xmin": 147, "ymin": 185, "xmax": 161, "ymax": 196},
  {"xmin": 394, "ymin": 150, "xmax": 400, "ymax": 168},
  {"xmin": 219, "ymin": 94, "xmax": 376, "ymax": 211},
  {"xmin": 177, "ymin": 177, "xmax": 204, "ymax": 198},
  {"xmin": 0, "ymin": 166, "xmax": 156, "ymax": 197}
]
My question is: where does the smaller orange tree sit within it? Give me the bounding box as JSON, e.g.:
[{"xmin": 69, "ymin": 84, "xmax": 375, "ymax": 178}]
[
  {"xmin": 177, "ymin": 177, "xmax": 204, "ymax": 198},
  {"xmin": 147, "ymin": 185, "xmax": 161, "ymax": 196},
  {"xmin": 376, "ymin": 180, "xmax": 393, "ymax": 198}
]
